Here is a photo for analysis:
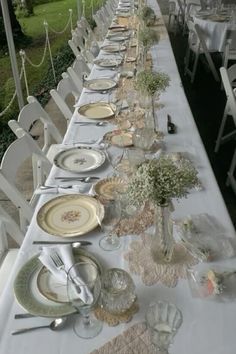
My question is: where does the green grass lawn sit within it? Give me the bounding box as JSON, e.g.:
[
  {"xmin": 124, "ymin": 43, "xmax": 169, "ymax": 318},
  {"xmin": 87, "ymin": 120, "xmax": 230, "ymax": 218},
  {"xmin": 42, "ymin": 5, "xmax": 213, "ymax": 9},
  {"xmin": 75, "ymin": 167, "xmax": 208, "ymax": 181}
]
[{"xmin": 0, "ymin": 0, "xmax": 103, "ymax": 117}]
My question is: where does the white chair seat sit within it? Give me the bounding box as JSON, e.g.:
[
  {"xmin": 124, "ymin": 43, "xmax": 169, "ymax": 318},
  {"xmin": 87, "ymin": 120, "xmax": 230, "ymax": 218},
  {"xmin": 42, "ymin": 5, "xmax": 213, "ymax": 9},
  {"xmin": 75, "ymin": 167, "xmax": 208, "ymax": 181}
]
[{"xmin": 0, "ymin": 249, "xmax": 18, "ymax": 297}]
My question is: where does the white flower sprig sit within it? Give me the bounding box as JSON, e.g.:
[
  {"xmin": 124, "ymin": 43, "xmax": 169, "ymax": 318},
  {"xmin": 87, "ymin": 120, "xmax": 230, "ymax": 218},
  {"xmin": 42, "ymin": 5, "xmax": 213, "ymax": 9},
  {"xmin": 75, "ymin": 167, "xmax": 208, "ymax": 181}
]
[
  {"xmin": 135, "ymin": 70, "xmax": 170, "ymax": 96},
  {"xmin": 127, "ymin": 156, "xmax": 199, "ymax": 206}
]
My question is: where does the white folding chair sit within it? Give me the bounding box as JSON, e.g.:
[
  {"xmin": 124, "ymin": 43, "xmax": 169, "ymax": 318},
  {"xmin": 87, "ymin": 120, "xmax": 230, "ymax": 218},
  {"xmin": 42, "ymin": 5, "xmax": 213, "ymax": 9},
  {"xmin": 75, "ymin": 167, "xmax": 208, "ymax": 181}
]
[
  {"xmin": 176, "ymin": 0, "xmax": 186, "ymax": 29},
  {"xmin": 50, "ymin": 73, "xmax": 81, "ymax": 125},
  {"xmin": 8, "ymin": 96, "xmax": 63, "ymax": 156},
  {"xmin": 222, "ymin": 29, "xmax": 236, "ymax": 70},
  {"xmin": 184, "ymin": 22, "xmax": 220, "ymax": 83},
  {"xmin": 68, "ymin": 34, "xmax": 95, "ymax": 69},
  {"xmin": 77, "ymin": 17, "xmax": 102, "ymax": 49},
  {"xmin": 0, "ymin": 132, "xmax": 51, "ymax": 232},
  {"xmin": 74, "ymin": 25, "xmax": 100, "ymax": 58},
  {"xmin": 0, "ymin": 205, "xmax": 25, "ymax": 296},
  {"xmin": 72, "ymin": 55, "xmax": 90, "ymax": 79},
  {"xmin": 93, "ymin": 12, "xmax": 108, "ymax": 40},
  {"xmin": 215, "ymin": 65, "xmax": 236, "ymax": 153},
  {"xmin": 183, "ymin": 2, "xmax": 201, "ymax": 34},
  {"xmin": 168, "ymin": 1, "xmax": 179, "ymax": 34},
  {"xmin": 213, "ymin": 66, "xmax": 236, "ymax": 193}
]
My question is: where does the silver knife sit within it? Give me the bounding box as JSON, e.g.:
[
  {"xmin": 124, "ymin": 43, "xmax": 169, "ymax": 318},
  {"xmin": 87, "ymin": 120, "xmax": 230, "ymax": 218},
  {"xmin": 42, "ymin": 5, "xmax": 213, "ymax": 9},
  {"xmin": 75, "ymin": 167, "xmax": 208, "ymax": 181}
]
[
  {"xmin": 54, "ymin": 176, "xmax": 99, "ymax": 181},
  {"xmin": 15, "ymin": 313, "xmax": 36, "ymax": 319},
  {"xmin": 33, "ymin": 240, "xmax": 92, "ymax": 246}
]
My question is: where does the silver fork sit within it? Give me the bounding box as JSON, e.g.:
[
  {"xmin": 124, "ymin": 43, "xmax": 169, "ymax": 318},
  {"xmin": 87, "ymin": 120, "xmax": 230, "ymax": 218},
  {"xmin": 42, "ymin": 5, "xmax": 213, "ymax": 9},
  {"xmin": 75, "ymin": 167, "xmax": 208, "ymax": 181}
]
[{"xmin": 50, "ymin": 253, "xmax": 67, "ymax": 274}]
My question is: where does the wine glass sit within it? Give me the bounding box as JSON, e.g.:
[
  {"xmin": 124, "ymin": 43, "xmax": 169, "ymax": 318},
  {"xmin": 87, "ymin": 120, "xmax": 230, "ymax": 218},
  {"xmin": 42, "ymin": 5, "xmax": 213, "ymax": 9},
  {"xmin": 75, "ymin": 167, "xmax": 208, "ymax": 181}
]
[
  {"xmin": 105, "ymin": 143, "xmax": 125, "ymax": 172},
  {"xmin": 67, "ymin": 261, "xmax": 103, "ymax": 339},
  {"xmin": 97, "ymin": 199, "xmax": 121, "ymax": 251}
]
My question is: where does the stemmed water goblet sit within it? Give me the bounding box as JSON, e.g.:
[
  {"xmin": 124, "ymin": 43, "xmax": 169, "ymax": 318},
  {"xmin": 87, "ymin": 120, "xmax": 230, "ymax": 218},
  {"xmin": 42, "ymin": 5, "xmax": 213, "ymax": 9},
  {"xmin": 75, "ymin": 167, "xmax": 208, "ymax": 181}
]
[
  {"xmin": 67, "ymin": 261, "xmax": 103, "ymax": 339},
  {"xmin": 105, "ymin": 143, "xmax": 125, "ymax": 173},
  {"xmin": 97, "ymin": 198, "xmax": 121, "ymax": 251}
]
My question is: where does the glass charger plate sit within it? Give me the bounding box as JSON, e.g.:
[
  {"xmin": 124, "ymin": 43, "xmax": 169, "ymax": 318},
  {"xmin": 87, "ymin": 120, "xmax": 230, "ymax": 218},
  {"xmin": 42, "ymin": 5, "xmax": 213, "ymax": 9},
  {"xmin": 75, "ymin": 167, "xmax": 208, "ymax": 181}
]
[
  {"xmin": 94, "ymin": 177, "xmax": 126, "ymax": 200},
  {"xmin": 103, "ymin": 130, "xmax": 133, "ymax": 147},
  {"xmin": 37, "ymin": 194, "xmax": 104, "ymax": 237},
  {"xmin": 78, "ymin": 102, "xmax": 116, "ymax": 119},
  {"xmin": 14, "ymin": 249, "xmax": 103, "ymax": 317},
  {"xmin": 53, "ymin": 147, "xmax": 106, "ymax": 173},
  {"xmin": 84, "ymin": 78, "xmax": 117, "ymax": 91},
  {"xmin": 102, "ymin": 44, "xmax": 126, "ymax": 53},
  {"xmin": 37, "ymin": 251, "xmax": 103, "ymax": 303},
  {"xmin": 94, "ymin": 58, "xmax": 122, "ymax": 67}
]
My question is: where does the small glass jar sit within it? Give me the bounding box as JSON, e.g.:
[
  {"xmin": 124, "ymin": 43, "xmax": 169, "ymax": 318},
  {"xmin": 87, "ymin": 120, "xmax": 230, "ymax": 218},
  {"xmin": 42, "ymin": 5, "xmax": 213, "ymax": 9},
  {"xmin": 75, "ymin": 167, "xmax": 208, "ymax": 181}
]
[
  {"xmin": 101, "ymin": 268, "xmax": 136, "ymax": 314},
  {"xmin": 133, "ymin": 127, "xmax": 156, "ymax": 151}
]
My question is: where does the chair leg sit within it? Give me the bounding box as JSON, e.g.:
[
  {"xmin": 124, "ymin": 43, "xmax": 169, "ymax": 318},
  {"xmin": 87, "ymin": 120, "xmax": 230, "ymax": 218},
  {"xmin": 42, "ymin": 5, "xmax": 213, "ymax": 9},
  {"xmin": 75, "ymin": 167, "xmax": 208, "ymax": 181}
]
[
  {"xmin": 203, "ymin": 49, "xmax": 220, "ymax": 82},
  {"xmin": 184, "ymin": 46, "xmax": 191, "ymax": 76},
  {"xmin": 191, "ymin": 52, "xmax": 199, "ymax": 84},
  {"xmin": 226, "ymin": 148, "xmax": 236, "ymax": 192},
  {"xmin": 215, "ymin": 103, "xmax": 229, "ymax": 152}
]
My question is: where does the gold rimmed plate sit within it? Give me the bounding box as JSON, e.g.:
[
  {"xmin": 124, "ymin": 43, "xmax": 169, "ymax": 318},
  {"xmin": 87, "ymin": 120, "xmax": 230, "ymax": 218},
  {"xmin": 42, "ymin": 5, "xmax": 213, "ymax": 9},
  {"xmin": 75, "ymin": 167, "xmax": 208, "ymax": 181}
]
[
  {"xmin": 14, "ymin": 249, "xmax": 103, "ymax": 317},
  {"xmin": 102, "ymin": 44, "xmax": 126, "ymax": 53},
  {"xmin": 84, "ymin": 78, "xmax": 117, "ymax": 91},
  {"xmin": 109, "ymin": 25, "xmax": 128, "ymax": 31},
  {"xmin": 54, "ymin": 147, "xmax": 106, "ymax": 173},
  {"xmin": 37, "ymin": 194, "xmax": 104, "ymax": 237},
  {"xmin": 94, "ymin": 58, "xmax": 122, "ymax": 68},
  {"xmin": 78, "ymin": 102, "xmax": 116, "ymax": 119},
  {"xmin": 103, "ymin": 129, "xmax": 133, "ymax": 147},
  {"xmin": 94, "ymin": 177, "xmax": 127, "ymax": 201}
]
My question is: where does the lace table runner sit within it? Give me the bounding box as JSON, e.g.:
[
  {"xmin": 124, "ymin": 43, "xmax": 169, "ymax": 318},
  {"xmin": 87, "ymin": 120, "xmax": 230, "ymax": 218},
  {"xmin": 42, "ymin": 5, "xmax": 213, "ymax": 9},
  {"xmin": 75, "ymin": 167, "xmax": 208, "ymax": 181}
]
[
  {"xmin": 115, "ymin": 202, "xmax": 154, "ymax": 237},
  {"xmin": 124, "ymin": 233, "xmax": 198, "ymax": 287},
  {"xmin": 90, "ymin": 322, "xmax": 157, "ymax": 354}
]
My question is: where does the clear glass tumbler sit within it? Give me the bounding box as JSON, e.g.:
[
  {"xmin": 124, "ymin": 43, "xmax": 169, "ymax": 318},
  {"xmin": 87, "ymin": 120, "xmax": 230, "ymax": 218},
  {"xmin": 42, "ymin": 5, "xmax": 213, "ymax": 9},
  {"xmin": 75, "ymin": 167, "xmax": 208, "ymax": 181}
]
[{"xmin": 146, "ymin": 301, "xmax": 183, "ymax": 353}]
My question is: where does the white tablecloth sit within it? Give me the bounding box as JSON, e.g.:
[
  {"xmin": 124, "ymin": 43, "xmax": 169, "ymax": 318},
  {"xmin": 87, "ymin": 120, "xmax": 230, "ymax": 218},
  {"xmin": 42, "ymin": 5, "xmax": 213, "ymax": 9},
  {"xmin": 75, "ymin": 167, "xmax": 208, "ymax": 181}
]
[
  {"xmin": 0, "ymin": 1, "xmax": 236, "ymax": 353},
  {"xmin": 194, "ymin": 15, "xmax": 231, "ymax": 51}
]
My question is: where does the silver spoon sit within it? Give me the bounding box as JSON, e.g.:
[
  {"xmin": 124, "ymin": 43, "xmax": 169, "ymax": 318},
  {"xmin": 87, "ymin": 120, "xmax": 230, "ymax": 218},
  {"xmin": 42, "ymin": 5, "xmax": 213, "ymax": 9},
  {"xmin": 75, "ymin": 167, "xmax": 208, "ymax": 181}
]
[{"xmin": 12, "ymin": 318, "xmax": 67, "ymax": 335}]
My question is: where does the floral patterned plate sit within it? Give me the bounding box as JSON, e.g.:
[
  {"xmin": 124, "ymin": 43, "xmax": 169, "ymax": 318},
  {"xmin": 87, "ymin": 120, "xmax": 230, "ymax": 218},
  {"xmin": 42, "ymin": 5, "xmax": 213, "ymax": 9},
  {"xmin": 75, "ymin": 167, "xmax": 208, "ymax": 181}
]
[
  {"xmin": 103, "ymin": 129, "xmax": 133, "ymax": 147},
  {"xmin": 54, "ymin": 147, "xmax": 106, "ymax": 173},
  {"xmin": 37, "ymin": 194, "xmax": 104, "ymax": 237}
]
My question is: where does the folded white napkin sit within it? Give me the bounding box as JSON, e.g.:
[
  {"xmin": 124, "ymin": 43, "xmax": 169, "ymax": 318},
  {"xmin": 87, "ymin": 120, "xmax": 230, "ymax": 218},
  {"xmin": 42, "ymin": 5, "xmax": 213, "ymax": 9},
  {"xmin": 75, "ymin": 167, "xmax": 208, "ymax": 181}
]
[
  {"xmin": 39, "ymin": 244, "xmax": 93, "ymax": 304},
  {"xmin": 35, "ymin": 185, "xmax": 82, "ymax": 195}
]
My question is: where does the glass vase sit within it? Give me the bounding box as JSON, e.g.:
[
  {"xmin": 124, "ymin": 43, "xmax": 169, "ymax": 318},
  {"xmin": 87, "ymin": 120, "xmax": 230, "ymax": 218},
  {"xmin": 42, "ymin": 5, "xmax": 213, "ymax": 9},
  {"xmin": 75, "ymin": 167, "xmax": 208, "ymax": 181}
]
[{"xmin": 151, "ymin": 202, "xmax": 175, "ymax": 263}]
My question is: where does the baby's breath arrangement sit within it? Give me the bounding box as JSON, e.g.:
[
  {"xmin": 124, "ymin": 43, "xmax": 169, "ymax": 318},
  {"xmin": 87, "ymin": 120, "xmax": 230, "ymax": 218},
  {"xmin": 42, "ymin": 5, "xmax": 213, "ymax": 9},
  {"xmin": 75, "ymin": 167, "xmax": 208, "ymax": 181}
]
[
  {"xmin": 138, "ymin": 27, "xmax": 160, "ymax": 49},
  {"xmin": 127, "ymin": 156, "xmax": 199, "ymax": 206},
  {"xmin": 141, "ymin": 6, "xmax": 156, "ymax": 26},
  {"xmin": 135, "ymin": 69, "xmax": 170, "ymax": 96}
]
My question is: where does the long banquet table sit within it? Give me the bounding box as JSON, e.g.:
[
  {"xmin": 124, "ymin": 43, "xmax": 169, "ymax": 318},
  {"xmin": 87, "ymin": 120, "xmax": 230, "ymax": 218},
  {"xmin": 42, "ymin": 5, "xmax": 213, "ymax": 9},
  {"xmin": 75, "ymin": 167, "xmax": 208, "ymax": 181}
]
[{"xmin": 1, "ymin": 1, "xmax": 236, "ymax": 353}]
